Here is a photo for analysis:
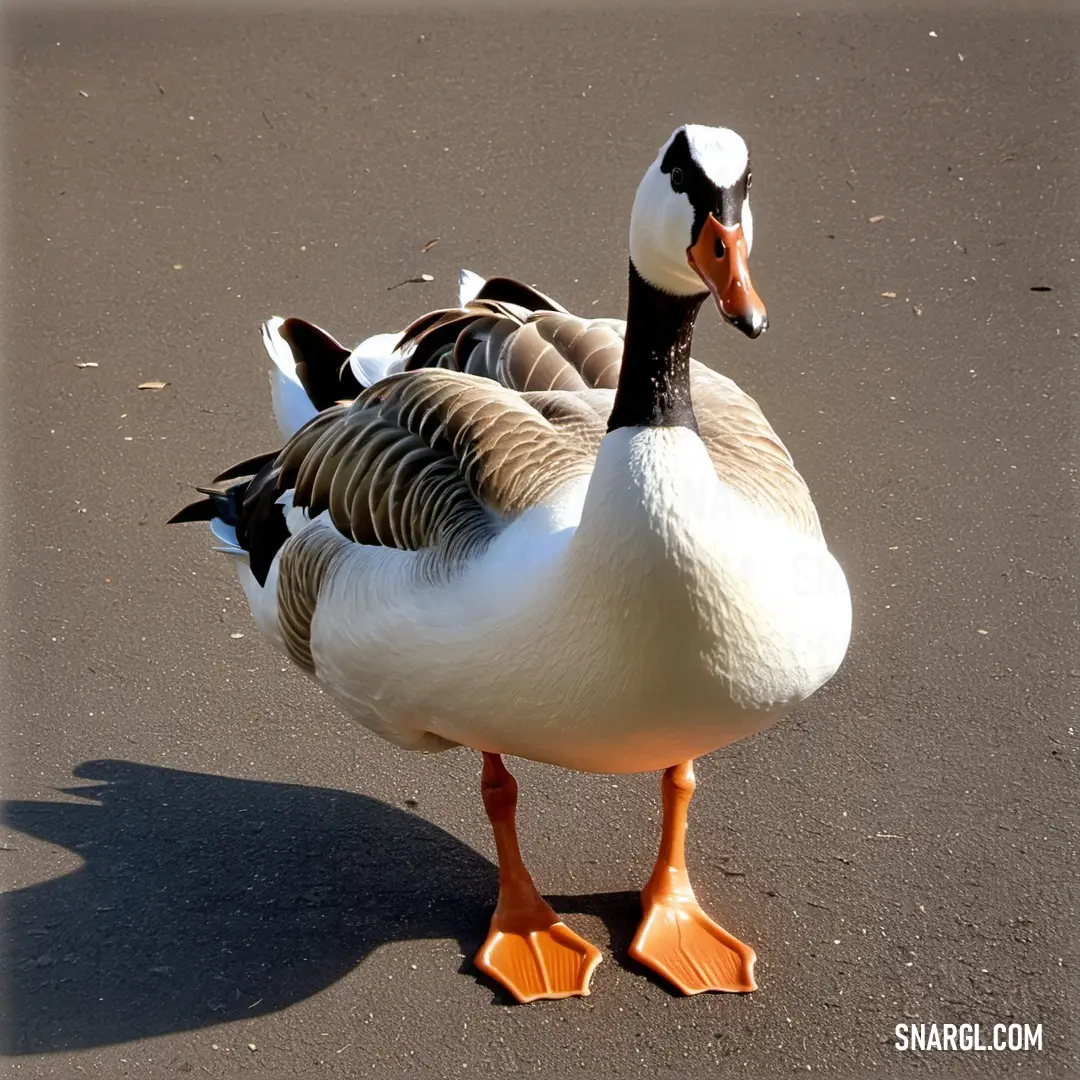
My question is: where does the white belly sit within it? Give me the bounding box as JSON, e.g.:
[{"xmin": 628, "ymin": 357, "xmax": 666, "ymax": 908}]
[{"xmin": 304, "ymin": 429, "xmax": 852, "ymax": 774}]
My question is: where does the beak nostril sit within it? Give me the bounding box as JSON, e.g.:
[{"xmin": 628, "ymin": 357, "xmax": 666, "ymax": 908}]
[{"xmin": 714, "ymin": 237, "xmax": 726, "ymax": 261}]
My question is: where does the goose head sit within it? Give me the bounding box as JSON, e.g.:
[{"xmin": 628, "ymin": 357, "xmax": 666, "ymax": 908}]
[{"xmin": 629, "ymin": 124, "xmax": 767, "ymax": 338}]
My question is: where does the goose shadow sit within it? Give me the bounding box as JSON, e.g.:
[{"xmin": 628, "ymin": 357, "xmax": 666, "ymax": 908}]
[{"xmin": 1, "ymin": 759, "xmax": 650, "ymax": 1054}]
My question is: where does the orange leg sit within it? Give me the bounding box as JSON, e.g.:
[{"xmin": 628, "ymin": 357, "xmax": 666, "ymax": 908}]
[
  {"xmin": 475, "ymin": 753, "xmax": 602, "ymax": 1002},
  {"xmin": 630, "ymin": 760, "xmax": 757, "ymax": 994}
]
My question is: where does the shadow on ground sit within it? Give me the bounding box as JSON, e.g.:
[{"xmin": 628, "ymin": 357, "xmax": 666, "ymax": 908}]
[
  {"xmin": 2, "ymin": 760, "xmax": 498, "ymax": 1053},
  {"xmin": 2, "ymin": 760, "xmax": 648, "ymax": 1054}
]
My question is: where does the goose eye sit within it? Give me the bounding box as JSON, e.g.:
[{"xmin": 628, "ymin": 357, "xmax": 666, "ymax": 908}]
[
  {"xmin": 670, "ymin": 167, "xmax": 684, "ymax": 192},
  {"xmin": 746, "ymin": 171, "xmax": 752, "ymax": 191}
]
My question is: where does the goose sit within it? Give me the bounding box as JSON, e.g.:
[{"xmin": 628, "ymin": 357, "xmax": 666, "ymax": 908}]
[{"xmin": 171, "ymin": 124, "xmax": 852, "ymax": 1003}]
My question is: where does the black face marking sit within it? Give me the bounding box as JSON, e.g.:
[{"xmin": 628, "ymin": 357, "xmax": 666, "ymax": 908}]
[{"xmin": 660, "ymin": 128, "xmax": 751, "ymax": 240}]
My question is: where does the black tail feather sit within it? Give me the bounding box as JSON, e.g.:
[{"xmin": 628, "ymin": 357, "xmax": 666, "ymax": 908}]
[
  {"xmin": 279, "ymin": 317, "xmax": 362, "ymax": 410},
  {"xmin": 169, "ymin": 483, "xmax": 246, "ymax": 527},
  {"xmin": 214, "ymin": 451, "xmax": 279, "ymax": 484},
  {"xmin": 168, "ymin": 498, "xmax": 218, "ymax": 525},
  {"xmin": 474, "ymin": 275, "xmax": 566, "ymax": 313},
  {"xmin": 171, "ymin": 453, "xmax": 291, "ymax": 588}
]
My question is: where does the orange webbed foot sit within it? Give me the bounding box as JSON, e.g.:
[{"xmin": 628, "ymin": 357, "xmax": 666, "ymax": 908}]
[
  {"xmin": 476, "ymin": 899, "xmax": 602, "ymax": 1003},
  {"xmin": 476, "ymin": 752, "xmax": 603, "ymax": 1002},
  {"xmin": 630, "ymin": 891, "xmax": 757, "ymax": 995},
  {"xmin": 632, "ymin": 760, "xmax": 758, "ymax": 995}
]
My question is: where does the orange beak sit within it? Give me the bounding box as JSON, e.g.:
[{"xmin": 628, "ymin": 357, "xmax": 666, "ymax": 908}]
[{"xmin": 686, "ymin": 215, "xmax": 768, "ymax": 338}]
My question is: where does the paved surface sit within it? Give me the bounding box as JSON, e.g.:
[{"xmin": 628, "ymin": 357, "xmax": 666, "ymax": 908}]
[{"xmin": 2, "ymin": 4, "xmax": 1076, "ymax": 1078}]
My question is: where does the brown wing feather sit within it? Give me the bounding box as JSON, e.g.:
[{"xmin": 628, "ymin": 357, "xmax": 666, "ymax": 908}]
[
  {"xmin": 275, "ymin": 369, "xmax": 597, "ymax": 573},
  {"xmin": 394, "ymin": 278, "xmax": 625, "ymax": 395},
  {"xmin": 270, "ymin": 279, "xmax": 815, "ymax": 570},
  {"xmin": 473, "ymin": 275, "xmax": 568, "ymax": 313},
  {"xmin": 521, "ymin": 388, "xmax": 613, "ymax": 455},
  {"xmin": 176, "ymin": 275, "xmax": 819, "ymax": 653},
  {"xmin": 690, "ymin": 362, "xmax": 822, "ymax": 538},
  {"xmin": 491, "ymin": 314, "xmax": 616, "ymax": 391}
]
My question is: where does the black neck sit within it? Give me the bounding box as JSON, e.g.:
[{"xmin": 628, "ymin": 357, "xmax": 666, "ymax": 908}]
[{"xmin": 607, "ymin": 260, "xmax": 707, "ymax": 432}]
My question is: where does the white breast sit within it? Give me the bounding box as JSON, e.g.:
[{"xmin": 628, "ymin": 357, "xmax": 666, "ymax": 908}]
[{"xmin": 304, "ymin": 427, "xmax": 850, "ymax": 774}]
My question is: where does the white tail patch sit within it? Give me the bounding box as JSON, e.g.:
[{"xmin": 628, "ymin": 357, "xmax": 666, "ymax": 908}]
[
  {"xmin": 348, "ymin": 332, "xmax": 410, "ymax": 388},
  {"xmin": 459, "ymin": 268, "xmax": 485, "ymax": 306},
  {"xmin": 263, "ymin": 317, "xmax": 319, "ymax": 439},
  {"xmin": 275, "ymin": 489, "xmax": 315, "ymax": 536}
]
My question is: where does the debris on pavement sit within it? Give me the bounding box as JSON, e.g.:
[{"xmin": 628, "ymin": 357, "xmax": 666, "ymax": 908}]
[{"xmin": 387, "ymin": 273, "xmax": 435, "ymax": 291}]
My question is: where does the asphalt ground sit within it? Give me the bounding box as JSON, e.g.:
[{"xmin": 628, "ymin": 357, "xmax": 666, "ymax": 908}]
[{"xmin": 1, "ymin": 3, "xmax": 1076, "ymax": 1077}]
